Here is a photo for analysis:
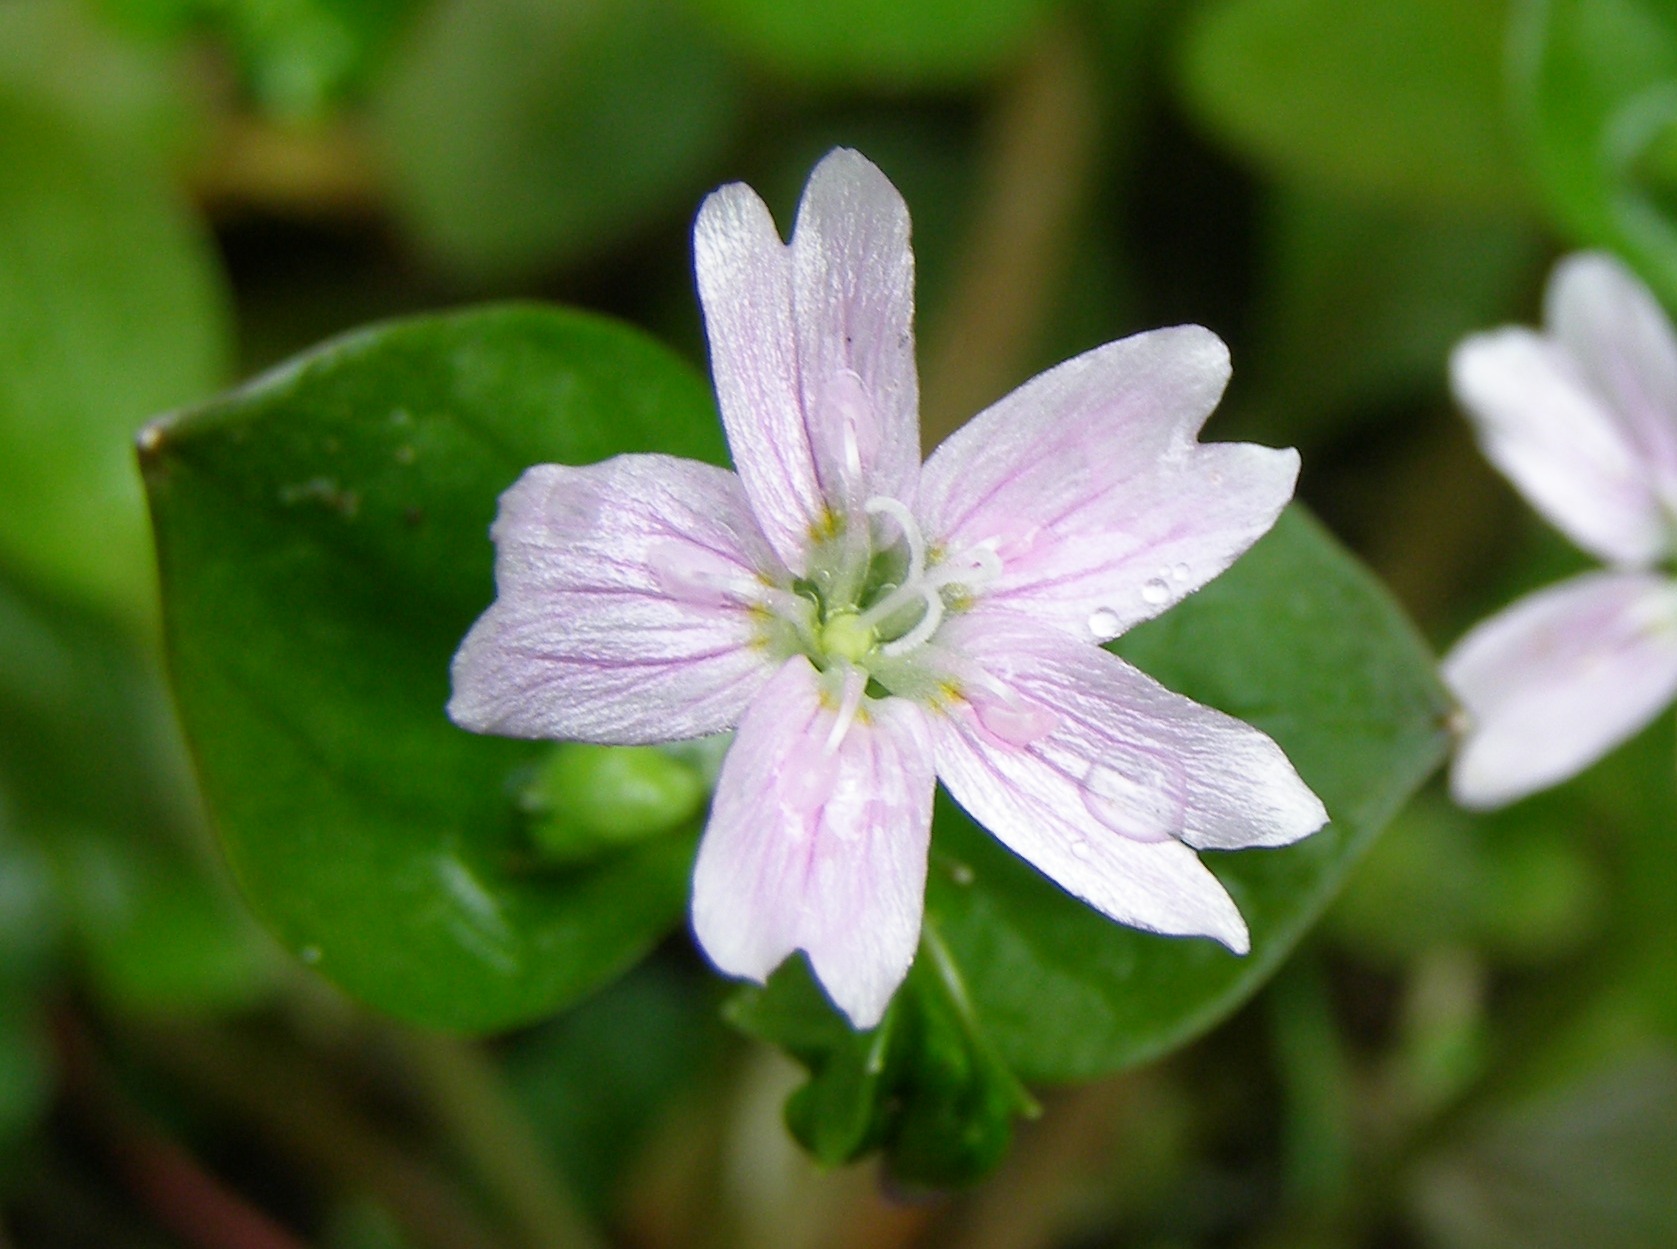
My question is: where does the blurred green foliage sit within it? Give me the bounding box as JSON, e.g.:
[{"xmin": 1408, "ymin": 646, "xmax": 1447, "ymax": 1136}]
[
  {"xmin": 0, "ymin": 0, "xmax": 1674, "ymax": 1241},
  {"xmin": 374, "ymin": 0, "xmax": 742, "ymax": 282}
]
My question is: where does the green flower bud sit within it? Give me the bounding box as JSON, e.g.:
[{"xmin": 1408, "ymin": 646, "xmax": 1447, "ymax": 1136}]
[{"xmin": 520, "ymin": 743, "xmax": 706, "ymax": 863}]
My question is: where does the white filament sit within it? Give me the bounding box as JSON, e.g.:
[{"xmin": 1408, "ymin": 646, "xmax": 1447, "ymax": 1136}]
[
  {"xmin": 864, "ymin": 496, "xmax": 925, "ymax": 583},
  {"xmin": 824, "ymin": 666, "xmax": 867, "ymax": 755}
]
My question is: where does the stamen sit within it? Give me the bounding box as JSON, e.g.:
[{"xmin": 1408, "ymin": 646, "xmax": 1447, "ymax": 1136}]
[
  {"xmin": 880, "ymin": 590, "xmax": 944, "ymax": 656},
  {"xmin": 854, "ymin": 579, "xmax": 925, "ymax": 631},
  {"xmin": 925, "ymin": 543, "xmax": 1002, "ymax": 594},
  {"xmin": 864, "ymin": 496, "xmax": 926, "ymax": 584},
  {"xmin": 823, "ymin": 666, "xmax": 867, "ymax": 756}
]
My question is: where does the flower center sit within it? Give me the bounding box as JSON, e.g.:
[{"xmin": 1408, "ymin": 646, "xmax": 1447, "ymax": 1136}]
[
  {"xmin": 819, "ymin": 610, "xmax": 877, "ymax": 664},
  {"xmin": 790, "ymin": 496, "xmax": 1001, "ymax": 684}
]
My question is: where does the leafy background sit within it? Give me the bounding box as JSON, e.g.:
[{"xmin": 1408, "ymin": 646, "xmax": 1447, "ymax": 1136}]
[{"xmin": 2, "ymin": 0, "xmax": 1675, "ymax": 1245}]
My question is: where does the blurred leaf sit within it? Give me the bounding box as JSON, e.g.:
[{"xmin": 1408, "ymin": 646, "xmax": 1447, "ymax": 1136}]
[
  {"xmin": 0, "ymin": 824, "xmax": 59, "ymax": 992},
  {"xmin": 0, "ymin": 560, "xmax": 270, "ymax": 1016},
  {"xmin": 500, "ymin": 961, "xmax": 725, "ymax": 1214},
  {"xmin": 96, "ymin": 0, "xmax": 415, "ymax": 120},
  {"xmin": 1180, "ymin": 0, "xmax": 1531, "ymax": 211},
  {"xmin": 375, "ymin": 0, "xmax": 739, "ymax": 283},
  {"xmin": 0, "ymin": 560, "xmax": 194, "ymax": 846},
  {"xmin": 0, "ymin": 0, "xmax": 200, "ymax": 161},
  {"xmin": 735, "ymin": 508, "xmax": 1449, "ymax": 1179},
  {"xmin": 682, "ymin": 0, "xmax": 1051, "ymax": 87},
  {"xmin": 1240, "ymin": 186, "xmax": 1542, "ymax": 448},
  {"xmin": 0, "ymin": 992, "xmax": 50, "ymax": 1159},
  {"xmin": 1514, "ymin": 0, "xmax": 1677, "ymax": 307},
  {"xmin": 322, "ymin": 1200, "xmax": 417, "ymax": 1249},
  {"xmin": 1412, "ymin": 1049, "xmax": 1677, "ymax": 1249},
  {"xmin": 216, "ymin": 0, "xmax": 414, "ymax": 120},
  {"xmin": 51, "ymin": 826, "xmax": 276, "ymax": 1016},
  {"xmin": 1329, "ymin": 791, "xmax": 1603, "ymax": 966},
  {"xmin": 0, "ymin": 90, "xmax": 230, "ymax": 621},
  {"xmin": 143, "ymin": 306, "xmax": 726, "ymax": 1031}
]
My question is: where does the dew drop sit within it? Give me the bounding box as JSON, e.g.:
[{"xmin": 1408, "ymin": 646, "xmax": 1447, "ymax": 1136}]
[
  {"xmin": 1069, "ymin": 838, "xmax": 1092, "ymax": 861},
  {"xmin": 649, "ymin": 540, "xmax": 753, "ymax": 607},
  {"xmin": 1170, "ymin": 562, "xmax": 1190, "ymax": 582},
  {"xmin": 973, "ymin": 695, "xmax": 1059, "ymax": 747},
  {"xmin": 949, "ymin": 862, "xmax": 975, "ymax": 886},
  {"xmin": 775, "ymin": 737, "xmax": 842, "ymax": 820},
  {"xmin": 1140, "ymin": 578, "xmax": 1171, "ymax": 605},
  {"xmin": 1087, "ymin": 607, "xmax": 1122, "ymax": 639},
  {"xmin": 1080, "ymin": 757, "xmax": 1186, "ymax": 843},
  {"xmin": 299, "ymin": 945, "xmax": 322, "ymax": 965}
]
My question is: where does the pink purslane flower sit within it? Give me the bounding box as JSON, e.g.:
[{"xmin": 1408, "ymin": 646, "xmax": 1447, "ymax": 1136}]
[
  {"xmin": 448, "ymin": 149, "xmax": 1327, "ymax": 1027},
  {"xmin": 1446, "ymin": 252, "xmax": 1677, "ymax": 809}
]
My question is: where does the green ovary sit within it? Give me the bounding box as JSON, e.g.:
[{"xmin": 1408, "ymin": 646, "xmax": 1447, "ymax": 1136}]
[{"xmin": 818, "ymin": 609, "xmax": 878, "ymax": 664}]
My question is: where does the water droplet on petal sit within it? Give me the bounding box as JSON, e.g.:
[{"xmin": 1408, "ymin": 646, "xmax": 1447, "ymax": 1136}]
[
  {"xmin": 1140, "ymin": 578, "xmax": 1171, "ymax": 605},
  {"xmin": 1069, "ymin": 838, "xmax": 1092, "ymax": 860},
  {"xmin": 823, "ymin": 370, "xmax": 879, "ymax": 484},
  {"xmin": 1170, "ymin": 562, "xmax": 1190, "ymax": 582},
  {"xmin": 1087, "ymin": 607, "xmax": 1122, "ymax": 639},
  {"xmin": 973, "ymin": 695, "xmax": 1059, "ymax": 747},
  {"xmin": 1081, "ymin": 757, "xmax": 1186, "ymax": 843},
  {"xmin": 777, "ymin": 751, "xmax": 840, "ymax": 822},
  {"xmin": 649, "ymin": 540, "xmax": 755, "ymax": 607}
]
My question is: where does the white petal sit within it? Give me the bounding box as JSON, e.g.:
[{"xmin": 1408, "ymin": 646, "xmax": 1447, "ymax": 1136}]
[
  {"xmin": 694, "ymin": 181, "xmax": 821, "ymax": 572},
  {"xmin": 790, "ymin": 148, "xmax": 921, "ymax": 514},
  {"xmin": 1547, "ymin": 251, "xmax": 1677, "ymax": 503},
  {"xmin": 1443, "ymin": 570, "xmax": 1677, "ymax": 809},
  {"xmin": 691, "ymin": 656, "xmax": 936, "ymax": 1028},
  {"xmin": 917, "ymin": 326, "xmax": 1296, "ymax": 640},
  {"xmin": 928, "ymin": 614, "xmax": 1328, "ymax": 952},
  {"xmin": 448, "ymin": 456, "xmax": 781, "ymax": 745},
  {"xmin": 694, "ymin": 151, "xmax": 921, "ymax": 571},
  {"xmin": 1451, "ymin": 328, "xmax": 1667, "ymax": 567}
]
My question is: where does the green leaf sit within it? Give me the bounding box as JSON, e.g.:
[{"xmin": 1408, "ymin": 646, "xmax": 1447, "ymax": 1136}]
[
  {"xmin": 681, "ymin": 0, "xmax": 1051, "ymax": 87},
  {"xmin": 142, "ymin": 305, "xmax": 727, "ymax": 1031},
  {"xmin": 939, "ymin": 508, "xmax": 1449, "ymax": 1081},
  {"xmin": 1179, "ymin": 0, "xmax": 1531, "ymax": 211},
  {"xmin": 1513, "ymin": 0, "xmax": 1677, "ymax": 307},
  {"xmin": 735, "ymin": 507, "xmax": 1450, "ymax": 1179},
  {"xmin": 0, "ymin": 89, "xmax": 229, "ymax": 621},
  {"xmin": 374, "ymin": 0, "xmax": 740, "ymax": 283},
  {"xmin": 732, "ymin": 946, "xmax": 1038, "ymax": 1189}
]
